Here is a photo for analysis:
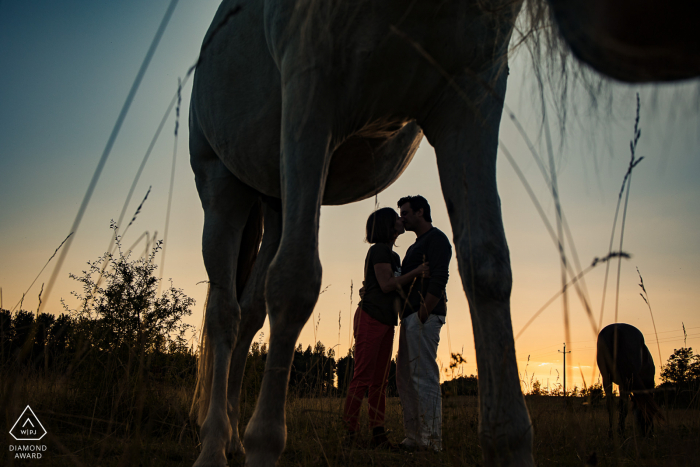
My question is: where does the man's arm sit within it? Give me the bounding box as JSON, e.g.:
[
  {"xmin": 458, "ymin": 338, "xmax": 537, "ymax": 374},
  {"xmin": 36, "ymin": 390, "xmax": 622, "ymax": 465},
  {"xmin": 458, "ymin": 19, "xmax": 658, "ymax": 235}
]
[
  {"xmin": 423, "ymin": 233, "xmax": 452, "ymax": 314},
  {"xmin": 374, "ymin": 262, "xmax": 430, "ymax": 293},
  {"xmin": 418, "ymin": 292, "xmax": 440, "ymax": 323}
]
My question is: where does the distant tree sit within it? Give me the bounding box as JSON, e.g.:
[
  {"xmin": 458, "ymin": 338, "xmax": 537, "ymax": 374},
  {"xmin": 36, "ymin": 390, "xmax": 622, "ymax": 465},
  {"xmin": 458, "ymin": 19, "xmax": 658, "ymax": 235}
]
[
  {"xmin": 48, "ymin": 313, "xmax": 75, "ymax": 367},
  {"xmin": 242, "ymin": 340, "xmax": 267, "ymax": 402},
  {"xmin": 0, "ymin": 309, "xmax": 78, "ymax": 369},
  {"xmin": 0, "ymin": 308, "xmax": 13, "ymax": 365},
  {"xmin": 311, "ymin": 341, "xmax": 335, "ymax": 395},
  {"xmin": 32, "ymin": 312, "xmax": 55, "ymax": 371},
  {"xmin": 11, "ymin": 310, "xmax": 35, "ymax": 361},
  {"xmin": 661, "ymin": 348, "xmax": 700, "ymax": 385},
  {"xmin": 441, "ymin": 374, "xmax": 478, "ymax": 396},
  {"xmin": 336, "ymin": 348, "xmax": 354, "ymax": 395},
  {"xmin": 287, "ymin": 341, "xmax": 337, "ymax": 396}
]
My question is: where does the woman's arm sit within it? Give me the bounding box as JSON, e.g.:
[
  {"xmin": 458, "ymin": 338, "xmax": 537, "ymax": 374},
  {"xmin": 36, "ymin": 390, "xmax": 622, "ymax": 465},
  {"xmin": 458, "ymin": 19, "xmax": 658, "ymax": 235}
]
[{"xmin": 374, "ymin": 262, "xmax": 429, "ymax": 294}]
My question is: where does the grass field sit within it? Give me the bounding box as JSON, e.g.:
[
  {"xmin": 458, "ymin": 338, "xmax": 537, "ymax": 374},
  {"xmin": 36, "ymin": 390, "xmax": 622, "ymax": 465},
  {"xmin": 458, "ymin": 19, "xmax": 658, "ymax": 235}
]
[{"xmin": 4, "ymin": 370, "xmax": 699, "ymax": 467}]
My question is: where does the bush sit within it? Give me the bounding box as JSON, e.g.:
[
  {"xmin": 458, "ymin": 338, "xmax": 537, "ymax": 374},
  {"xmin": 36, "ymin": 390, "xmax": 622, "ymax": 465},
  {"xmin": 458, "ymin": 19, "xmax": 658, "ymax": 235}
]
[{"xmin": 56, "ymin": 223, "xmax": 196, "ymax": 424}]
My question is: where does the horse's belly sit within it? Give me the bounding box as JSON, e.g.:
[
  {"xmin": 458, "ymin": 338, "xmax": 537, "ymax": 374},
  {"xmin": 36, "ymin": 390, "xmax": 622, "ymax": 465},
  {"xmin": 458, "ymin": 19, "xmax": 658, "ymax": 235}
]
[{"xmin": 216, "ymin": 122, "xmax": 422, "ymax": 206}]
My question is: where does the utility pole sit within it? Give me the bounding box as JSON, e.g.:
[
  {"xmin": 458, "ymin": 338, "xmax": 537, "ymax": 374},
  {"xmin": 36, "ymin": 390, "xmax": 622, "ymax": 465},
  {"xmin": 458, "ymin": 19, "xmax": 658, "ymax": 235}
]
[{"xmin": 559, "ymin": 343, "xmax": 571, "ymax": 395}]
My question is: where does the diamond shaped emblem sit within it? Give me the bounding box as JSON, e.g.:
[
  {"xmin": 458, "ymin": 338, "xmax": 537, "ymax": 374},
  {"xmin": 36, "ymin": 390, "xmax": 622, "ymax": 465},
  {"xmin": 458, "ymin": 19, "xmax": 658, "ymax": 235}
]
[{"xmin": 9, "ymin": 406, "xmax": 47, "ymax": 441}]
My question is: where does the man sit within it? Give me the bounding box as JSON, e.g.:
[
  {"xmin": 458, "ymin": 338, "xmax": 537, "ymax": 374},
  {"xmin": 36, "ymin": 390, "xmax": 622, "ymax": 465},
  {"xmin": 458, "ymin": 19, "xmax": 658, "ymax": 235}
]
[{"xmin": 396, "ymin": 195, "xmax": 451, "ymax": 451}]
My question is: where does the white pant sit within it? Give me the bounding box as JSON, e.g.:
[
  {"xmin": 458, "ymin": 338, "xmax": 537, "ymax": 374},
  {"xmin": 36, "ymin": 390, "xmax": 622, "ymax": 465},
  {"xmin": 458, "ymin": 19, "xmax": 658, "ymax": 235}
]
[{"xmin": 396, "ymin": 312, "xmax": 444, "ymax": 449}]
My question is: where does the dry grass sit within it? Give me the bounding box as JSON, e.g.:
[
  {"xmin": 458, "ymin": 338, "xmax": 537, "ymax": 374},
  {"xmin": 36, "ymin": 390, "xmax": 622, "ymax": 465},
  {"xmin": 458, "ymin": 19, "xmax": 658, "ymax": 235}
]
[
  {"xmin": 5, "ymin": 370, "xmax": 699, "ymax": 467},
  {"xmin": 277, "ymin": 396, "xmax": 700, "ymax": 467}
]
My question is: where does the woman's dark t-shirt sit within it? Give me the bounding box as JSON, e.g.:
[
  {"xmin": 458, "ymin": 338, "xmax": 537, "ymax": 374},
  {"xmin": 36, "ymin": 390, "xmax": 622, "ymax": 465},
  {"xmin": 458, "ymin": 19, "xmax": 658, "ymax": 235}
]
[{"xmin": 358, "ymin": 243, "xmax": 401, "ymax": 326}]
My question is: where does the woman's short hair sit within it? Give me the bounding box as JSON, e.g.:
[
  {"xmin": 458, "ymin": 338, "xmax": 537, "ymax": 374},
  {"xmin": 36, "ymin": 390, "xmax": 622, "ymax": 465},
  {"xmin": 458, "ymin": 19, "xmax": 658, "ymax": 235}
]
[{"xmin": 366, "ymin": 207, "xmax": 398, "ymax": 244}]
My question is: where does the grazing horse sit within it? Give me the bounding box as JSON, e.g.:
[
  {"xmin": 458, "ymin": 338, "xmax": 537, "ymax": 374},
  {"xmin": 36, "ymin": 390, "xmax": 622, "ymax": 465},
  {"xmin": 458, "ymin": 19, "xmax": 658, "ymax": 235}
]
[{"xmin": 597, "ymin": 323, "xmax": 663, "ymax": 437}]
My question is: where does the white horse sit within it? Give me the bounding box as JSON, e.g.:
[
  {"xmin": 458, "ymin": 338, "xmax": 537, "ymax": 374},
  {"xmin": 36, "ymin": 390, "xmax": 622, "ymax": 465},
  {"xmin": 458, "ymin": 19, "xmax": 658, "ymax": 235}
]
[
  {"xmin": 188, "ymin": 1, "xmax": 697, "ymax": 466},
  {"xmin": 190, "ymin": 1, "xmax": 528, "ymax": 465},
  {"xmin": 597, "ymin": 323, "xmax": 663, "ymax": 437}
]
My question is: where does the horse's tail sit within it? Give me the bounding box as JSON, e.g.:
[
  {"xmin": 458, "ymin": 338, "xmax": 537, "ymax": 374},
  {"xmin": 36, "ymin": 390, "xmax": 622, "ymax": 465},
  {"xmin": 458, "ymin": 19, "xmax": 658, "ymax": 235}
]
[
  {"xmin": 190, "ymin": 198, "xmax": 264, "ymax": 425},
  {"xmin": 190, "ymin": 286, "xmax": 213, "ymax": 425}
]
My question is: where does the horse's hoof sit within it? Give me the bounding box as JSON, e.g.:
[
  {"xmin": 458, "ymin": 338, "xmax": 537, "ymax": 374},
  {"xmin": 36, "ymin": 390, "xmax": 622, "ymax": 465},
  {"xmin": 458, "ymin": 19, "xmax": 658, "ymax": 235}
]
[
  {"xmin": 193, "ymin": 449, "xmax": 228, "ymax": 467},
  {"xmin": 226, "ymin": 441, "xmax": 245, "ymax": 459}
]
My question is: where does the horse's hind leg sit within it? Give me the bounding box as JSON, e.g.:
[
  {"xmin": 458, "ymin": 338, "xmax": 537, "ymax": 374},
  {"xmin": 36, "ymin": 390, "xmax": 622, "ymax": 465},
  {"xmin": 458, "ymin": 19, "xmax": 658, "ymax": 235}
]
[
  {"xmin": 422, "ymin": 66, "xmax": 533, "ymax": 466},
  {"xmin": 225, "ymin": 201, "xmax": 283, "ymax": 457},
  {"xmin": 192, "ymin": 153, "xmax": 260, "ymax": 467}
]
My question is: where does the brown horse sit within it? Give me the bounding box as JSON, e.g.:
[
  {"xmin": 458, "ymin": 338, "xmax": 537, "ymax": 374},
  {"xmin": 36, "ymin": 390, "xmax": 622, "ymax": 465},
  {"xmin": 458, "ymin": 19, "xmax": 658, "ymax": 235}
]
[{"xmin": 597, "ymin": 323, "xmax": 664, "ymax": 437}]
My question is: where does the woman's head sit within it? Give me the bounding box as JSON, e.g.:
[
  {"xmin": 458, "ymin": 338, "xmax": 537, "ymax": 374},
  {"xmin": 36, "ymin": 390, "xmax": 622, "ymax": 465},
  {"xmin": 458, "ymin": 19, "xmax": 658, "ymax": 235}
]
[{"xmin": 366, "ymin": 207, "xmax": 403, "ymax": 244}]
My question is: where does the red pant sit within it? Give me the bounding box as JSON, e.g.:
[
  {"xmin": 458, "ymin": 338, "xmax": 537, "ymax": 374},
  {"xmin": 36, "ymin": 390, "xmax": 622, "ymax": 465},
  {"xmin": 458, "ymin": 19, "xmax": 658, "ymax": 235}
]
[{"xmin": 343, "ymin": 308, "xmax": 395, "ymax": 431}]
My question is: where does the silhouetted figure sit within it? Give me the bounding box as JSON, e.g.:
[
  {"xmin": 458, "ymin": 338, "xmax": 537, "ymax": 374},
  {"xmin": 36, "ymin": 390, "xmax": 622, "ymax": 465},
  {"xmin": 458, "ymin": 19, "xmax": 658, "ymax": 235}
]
[{"xmin": 597, "ymin": 323, "xmax": 663, "ymax": 437}]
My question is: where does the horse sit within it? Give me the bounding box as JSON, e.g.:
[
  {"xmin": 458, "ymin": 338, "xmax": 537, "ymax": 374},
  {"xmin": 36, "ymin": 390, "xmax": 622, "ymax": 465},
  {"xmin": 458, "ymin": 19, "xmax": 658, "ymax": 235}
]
[
  {"xmin": 597, "ymin": 323, "xmax": 663, "ymax": 437},
  {"xmin": 189, "ymin": 1, "xmax": 531, "ymax": 465},
  {"xmin": 188, "ymin": 1, "xmax": 693, "ymax": 466}
]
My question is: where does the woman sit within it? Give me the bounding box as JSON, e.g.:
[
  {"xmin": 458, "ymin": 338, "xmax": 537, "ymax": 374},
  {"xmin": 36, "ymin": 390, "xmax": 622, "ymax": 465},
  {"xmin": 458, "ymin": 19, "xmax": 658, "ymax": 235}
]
[{"xmin": 343, "ymin": 207, "xmax": 429, "ymax": 449}]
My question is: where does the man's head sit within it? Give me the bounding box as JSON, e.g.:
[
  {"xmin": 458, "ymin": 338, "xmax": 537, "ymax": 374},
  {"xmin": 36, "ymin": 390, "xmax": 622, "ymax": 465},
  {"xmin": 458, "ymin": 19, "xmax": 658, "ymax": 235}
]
[{"xmin": 398, "ymin": 195, "xmax": 432, "ymax": 233}]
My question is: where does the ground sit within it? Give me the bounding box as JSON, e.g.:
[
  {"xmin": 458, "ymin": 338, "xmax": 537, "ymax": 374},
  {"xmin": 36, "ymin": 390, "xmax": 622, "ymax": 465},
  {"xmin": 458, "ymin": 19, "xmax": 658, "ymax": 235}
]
[{"xmin": 4, "ymin": 374, "xmax": 699, "ymax": 467}]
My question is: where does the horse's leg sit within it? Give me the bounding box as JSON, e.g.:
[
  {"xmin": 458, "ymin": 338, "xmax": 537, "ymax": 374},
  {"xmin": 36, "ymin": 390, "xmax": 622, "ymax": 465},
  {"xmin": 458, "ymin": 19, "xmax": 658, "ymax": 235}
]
[
  {"xmin": 243, "ymin": 80, "xmax": 333, "ymax": 466},
  {"xmin": 422, "ymin": 66, "xmax": 533, "ymax": 466},
  {"xmin": 618, "ymin": 387, "xmax": 629, "ymax": 436},
  {"xmin": 225, "ymin": 201, "xmax": 282, "ymax": 457},
  {"xmin": 631, "ymin": 395, "xmax": 644, "ymax": 436},
  {"xmin": 601, "ymin": 371, "xmax": 614, "ymax": 438},
  {"xmin": 192, "ymin": 154, "xmax": 259, "ymax": 467}
]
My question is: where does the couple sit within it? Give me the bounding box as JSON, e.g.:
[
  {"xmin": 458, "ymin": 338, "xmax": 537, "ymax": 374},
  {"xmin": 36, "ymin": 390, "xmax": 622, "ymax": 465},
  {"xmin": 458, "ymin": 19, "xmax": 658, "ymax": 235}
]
[{"xmin": 343, "ymin": 195, "xmax": 452, "ymax": 451}]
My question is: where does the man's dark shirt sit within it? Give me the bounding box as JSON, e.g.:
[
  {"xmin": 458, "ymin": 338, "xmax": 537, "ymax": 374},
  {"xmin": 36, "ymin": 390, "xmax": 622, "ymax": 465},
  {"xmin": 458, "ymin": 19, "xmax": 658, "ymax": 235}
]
[{"xmin": 400, "ymin": 227, "xmax": 451, "ymax": 319}]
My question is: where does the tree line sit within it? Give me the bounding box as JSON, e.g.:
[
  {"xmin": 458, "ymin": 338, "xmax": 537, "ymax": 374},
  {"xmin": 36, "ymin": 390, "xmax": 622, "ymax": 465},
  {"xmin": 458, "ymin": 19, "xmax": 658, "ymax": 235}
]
[
  {"xmin": 3, "ymin": 305, "xmax": 699, "ymax": 402},
  {"xmin": 2, "ymin": 224, "xmax": 697, "ymax": 406}
]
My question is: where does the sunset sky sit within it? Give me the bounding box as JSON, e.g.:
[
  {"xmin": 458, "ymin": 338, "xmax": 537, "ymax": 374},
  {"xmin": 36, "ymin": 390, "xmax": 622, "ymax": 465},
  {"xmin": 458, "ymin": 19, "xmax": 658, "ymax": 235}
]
[{"xmin": 1, "ymin": 0, "xmax": 699, "ymax": 392}]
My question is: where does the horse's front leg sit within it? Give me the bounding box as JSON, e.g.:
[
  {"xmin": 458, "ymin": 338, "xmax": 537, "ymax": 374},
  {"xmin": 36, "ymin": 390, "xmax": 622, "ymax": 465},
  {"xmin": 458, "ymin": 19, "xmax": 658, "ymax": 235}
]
[
  {"xmin": 243, "ymin": 76, "xmax": 334, "ymax": 466},
  {"xmin": 601, "ymin": 373, "xmax": 615, "ymax": 438},
  {"xmin": 422, "ymin": 66, "xmax": 533, "ymax": 466},
  {"xmin": 618, "ymin": 390, "xmax": 629, "ymax": 436}
]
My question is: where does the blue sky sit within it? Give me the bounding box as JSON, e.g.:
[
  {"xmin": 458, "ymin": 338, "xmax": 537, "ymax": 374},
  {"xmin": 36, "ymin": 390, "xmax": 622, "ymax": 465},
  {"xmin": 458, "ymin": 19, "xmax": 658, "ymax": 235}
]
[{"xmin": 1, "ymin": 0, "xmax": 699, "ymax": 389}]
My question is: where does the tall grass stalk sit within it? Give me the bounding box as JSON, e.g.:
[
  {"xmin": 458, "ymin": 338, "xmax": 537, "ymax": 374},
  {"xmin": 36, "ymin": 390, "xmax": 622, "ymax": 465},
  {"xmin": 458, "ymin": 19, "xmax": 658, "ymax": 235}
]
[
  {"xmin": 597, "ymin": 94, "xmax": 644, "ymax": 331},
  {"xmin": 637, "ymin": 267, "xmax": 663, "ymax": 368},
  {"xmin": 37, "ymin": 0, "xmax": 181, "ymax": 315}
]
